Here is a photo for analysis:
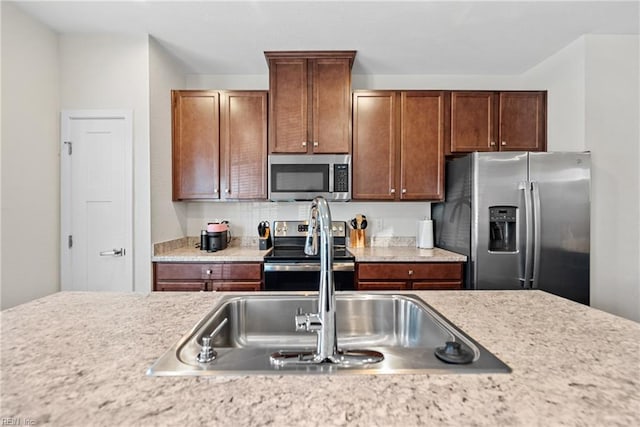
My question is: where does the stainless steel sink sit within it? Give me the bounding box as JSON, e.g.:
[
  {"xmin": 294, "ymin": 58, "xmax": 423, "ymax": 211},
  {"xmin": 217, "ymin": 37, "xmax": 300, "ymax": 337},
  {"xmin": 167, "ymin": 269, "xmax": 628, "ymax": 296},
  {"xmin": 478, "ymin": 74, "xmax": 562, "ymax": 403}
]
[{"xmin": 147, "ymin": 293, "xmax": 511, "ymax": 375}]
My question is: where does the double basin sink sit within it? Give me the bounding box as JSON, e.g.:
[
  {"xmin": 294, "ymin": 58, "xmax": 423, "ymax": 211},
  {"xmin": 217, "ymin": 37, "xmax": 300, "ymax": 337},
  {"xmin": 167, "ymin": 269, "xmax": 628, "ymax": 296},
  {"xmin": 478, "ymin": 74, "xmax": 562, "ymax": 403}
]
[{"xmin": 147, "ymin": 293, "xmax": 510, "ymax": 375}]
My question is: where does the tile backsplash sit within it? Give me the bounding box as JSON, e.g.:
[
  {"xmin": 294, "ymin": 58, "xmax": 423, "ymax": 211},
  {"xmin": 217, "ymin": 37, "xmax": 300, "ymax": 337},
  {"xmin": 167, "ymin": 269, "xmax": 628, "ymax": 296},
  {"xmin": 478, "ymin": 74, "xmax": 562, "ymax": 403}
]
[{"xmin": 185, "ymin": 201, "xmax": 431, "ymax": 240}]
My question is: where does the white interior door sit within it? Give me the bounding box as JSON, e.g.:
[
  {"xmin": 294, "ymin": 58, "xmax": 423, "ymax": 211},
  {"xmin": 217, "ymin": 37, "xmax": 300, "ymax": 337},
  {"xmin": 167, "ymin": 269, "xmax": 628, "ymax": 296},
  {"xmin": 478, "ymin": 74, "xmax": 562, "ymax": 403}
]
[{"xmin": 61, "ymin": 111, "xmax": 133, "ymax": 291}]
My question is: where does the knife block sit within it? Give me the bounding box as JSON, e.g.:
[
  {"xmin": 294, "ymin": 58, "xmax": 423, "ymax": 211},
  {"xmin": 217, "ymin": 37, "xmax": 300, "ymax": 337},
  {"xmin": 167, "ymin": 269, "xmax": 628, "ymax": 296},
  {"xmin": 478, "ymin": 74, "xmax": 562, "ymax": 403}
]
[
  {"xmin": 350, "ymin": 229, "xmax": 366, "ymax": 248},
  {"xmin": 259, "ymin": 237, "xmax": 272, "ymax": 250}
]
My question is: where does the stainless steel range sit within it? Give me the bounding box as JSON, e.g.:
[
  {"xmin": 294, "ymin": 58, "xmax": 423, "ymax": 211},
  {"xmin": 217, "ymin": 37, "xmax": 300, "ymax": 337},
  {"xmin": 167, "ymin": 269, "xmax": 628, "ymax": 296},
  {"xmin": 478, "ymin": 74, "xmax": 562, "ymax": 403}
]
[{"xmin": 263, "ymin": 220, "xmax": 355, "ymax": 291}]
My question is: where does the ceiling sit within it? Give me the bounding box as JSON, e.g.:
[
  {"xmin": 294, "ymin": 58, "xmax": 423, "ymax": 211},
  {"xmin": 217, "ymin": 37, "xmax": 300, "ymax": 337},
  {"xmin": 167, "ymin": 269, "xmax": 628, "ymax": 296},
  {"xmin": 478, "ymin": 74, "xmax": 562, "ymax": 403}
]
[{"xmin": 13, "ymin": 1, "xmax": 640, "ymax": 75}]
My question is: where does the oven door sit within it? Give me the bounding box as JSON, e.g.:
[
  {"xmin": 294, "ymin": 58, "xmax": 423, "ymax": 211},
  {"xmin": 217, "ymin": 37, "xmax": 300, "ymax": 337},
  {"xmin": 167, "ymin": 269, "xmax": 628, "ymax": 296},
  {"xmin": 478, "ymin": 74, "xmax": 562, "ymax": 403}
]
[{"xmin": 263, "ymin": 261, "xmax": 355, "ymax": 291}]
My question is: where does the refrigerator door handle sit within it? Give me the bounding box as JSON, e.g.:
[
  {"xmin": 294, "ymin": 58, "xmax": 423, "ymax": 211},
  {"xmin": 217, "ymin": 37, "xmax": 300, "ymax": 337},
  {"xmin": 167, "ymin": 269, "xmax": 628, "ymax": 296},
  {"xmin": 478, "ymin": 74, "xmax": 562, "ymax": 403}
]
[
  {"xmin": 531, "ymin": 181, "xmax": 542, "ymax": 289},
  {"xmin": 519, "ymin": 181, "xmax": 533, "ymax": 288}
]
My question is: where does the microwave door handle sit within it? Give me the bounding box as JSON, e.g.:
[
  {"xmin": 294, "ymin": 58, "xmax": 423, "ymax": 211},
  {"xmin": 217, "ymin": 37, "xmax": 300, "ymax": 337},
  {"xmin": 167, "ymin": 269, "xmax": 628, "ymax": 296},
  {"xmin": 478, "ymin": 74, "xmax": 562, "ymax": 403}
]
[
  {"xmin": 531, "ymin": 181, "xmax": 542, "ymax": 289},
  {"xmin": 328, "ymin": 163, "xmax": 334, "ymax": 193}
]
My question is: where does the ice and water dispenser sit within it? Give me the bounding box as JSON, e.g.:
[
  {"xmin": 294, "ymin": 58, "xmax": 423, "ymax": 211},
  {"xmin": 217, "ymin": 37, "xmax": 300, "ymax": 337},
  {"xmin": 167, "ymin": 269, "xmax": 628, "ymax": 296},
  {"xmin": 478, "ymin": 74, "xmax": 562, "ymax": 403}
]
[{"xmin": 488, "ymin": 206, "xmax": 517, "ymax": 252}]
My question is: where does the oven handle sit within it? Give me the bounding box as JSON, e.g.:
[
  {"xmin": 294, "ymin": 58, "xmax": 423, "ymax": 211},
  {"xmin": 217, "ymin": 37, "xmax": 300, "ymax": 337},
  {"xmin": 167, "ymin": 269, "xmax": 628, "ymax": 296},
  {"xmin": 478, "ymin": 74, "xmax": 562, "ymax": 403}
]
[{"xmin": 264, "ymin": 262, "xmax": 355, "ymax": 272}]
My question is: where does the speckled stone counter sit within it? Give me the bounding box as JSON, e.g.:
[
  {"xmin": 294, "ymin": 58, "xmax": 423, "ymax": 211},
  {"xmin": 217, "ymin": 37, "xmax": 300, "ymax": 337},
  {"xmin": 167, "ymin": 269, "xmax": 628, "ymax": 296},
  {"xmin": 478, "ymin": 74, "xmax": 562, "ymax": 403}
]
[
  {"xmin": 152, "ymin": 236, "xmax": 466, "ymax": 263},
  {"xmin": 349, "ymin": 246, "xmax": 466, "ymax": 262},
  {"xmin": 1, "ymin": 291, "xmax": 638, "ymax": 426},
  {"xmin": 152, "ymin": 237, "xmax": 270, "ymax": 262}
]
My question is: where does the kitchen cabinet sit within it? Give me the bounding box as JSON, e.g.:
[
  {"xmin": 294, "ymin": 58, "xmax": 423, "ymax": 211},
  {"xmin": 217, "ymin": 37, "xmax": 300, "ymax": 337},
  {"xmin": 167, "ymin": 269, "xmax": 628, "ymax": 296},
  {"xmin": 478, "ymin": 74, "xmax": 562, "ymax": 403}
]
[
  {"xmin": 172, "ymin": 90, "xmax": 268, "ymax": 201},
  {"xmin": 220, "ymin": 91, "xmax": 268, "ymax": 199},
  {"xmin": 352, "ymin": 91, "xmax": 445, "ymax": 201},
  {"xmin": 265, "ymin": 51, "xmax": 356, "ymax": 154},
  {"xmin": 356, "ymin": 262, "xmax": 463, "ymax": 290},
  {"xmin": 450, "ymin": 91, "xmax": 546, "ymax": 153},
  {"xmin": 153, "ymin": 262, "xmax": 262, "ymax": 292}
]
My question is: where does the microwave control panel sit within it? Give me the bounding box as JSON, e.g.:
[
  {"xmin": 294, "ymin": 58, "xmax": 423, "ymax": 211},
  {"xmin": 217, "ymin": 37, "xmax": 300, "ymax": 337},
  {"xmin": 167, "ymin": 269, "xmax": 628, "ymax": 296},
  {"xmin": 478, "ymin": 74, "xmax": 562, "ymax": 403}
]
[{"xmin": 334, "ymin": 164, "xmax": 349, "ymax": 192}]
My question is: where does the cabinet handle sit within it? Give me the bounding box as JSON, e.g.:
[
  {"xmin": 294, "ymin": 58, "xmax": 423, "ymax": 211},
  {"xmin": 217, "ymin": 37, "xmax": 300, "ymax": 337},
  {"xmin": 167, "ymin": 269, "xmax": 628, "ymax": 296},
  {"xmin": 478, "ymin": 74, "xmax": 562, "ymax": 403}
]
[
  {"xmin": 390, "ymin": 189, "xmax": 396, "ymax": 194},
  {"xmin": 302, "ymin": 141, "xmax": 307, "ymax": 147},
  {"xmin": 313, "ymin": 141, "xmax": 319, "ymax": 147},
  {"xmin": 490, "ymin": 141, "xmax": 496, "ymax": 146},
  {"xmin": 402, "ymin": 189, "xmax": 407, "ymax": 194},
  {"xmin": 408, "ymin": 270, "xmax": 414, "ymax": 276},
  {"xmin": 501, "ymin": 141, "xmax": 507, "ymax": 146}
]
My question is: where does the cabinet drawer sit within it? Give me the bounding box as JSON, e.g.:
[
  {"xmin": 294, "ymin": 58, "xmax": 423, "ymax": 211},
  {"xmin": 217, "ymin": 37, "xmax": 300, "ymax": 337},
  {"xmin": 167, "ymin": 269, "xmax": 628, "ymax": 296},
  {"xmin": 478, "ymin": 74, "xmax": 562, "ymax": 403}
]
[
  {"xmin": 222, "ymin": 263, "xmax": 262, "ymax": 280},
  {"xmin": 358, "ymin": 263, "xmax": 462, "ymax": 280},
  {"xmin": 155, "ymin": 263, "xmax": 222, "ymax": 280}
]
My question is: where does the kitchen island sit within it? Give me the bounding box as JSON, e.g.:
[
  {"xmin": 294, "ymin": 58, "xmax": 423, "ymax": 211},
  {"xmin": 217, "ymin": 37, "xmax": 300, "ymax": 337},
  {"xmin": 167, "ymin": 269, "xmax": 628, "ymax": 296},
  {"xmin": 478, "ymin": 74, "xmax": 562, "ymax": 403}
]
[{"xmin": 1, "ymin": 291, "xmax": 638, "ymax": 426}]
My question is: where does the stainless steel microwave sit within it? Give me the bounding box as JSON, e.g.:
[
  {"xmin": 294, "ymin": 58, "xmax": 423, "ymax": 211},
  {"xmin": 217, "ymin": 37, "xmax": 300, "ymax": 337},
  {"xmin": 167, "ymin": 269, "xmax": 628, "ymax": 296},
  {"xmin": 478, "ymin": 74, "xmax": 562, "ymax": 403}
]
[{"xmin": 268, "ymin": 154, "xmax": 351, "ymax": 201}]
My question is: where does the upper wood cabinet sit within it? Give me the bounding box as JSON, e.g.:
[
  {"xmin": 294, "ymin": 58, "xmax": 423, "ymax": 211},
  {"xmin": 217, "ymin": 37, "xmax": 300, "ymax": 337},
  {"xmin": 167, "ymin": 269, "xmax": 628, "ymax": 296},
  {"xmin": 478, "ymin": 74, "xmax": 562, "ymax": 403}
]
[
  {"xmin": 220, "ymin": 91, "xmax": 268, "ymax": 200},
  {"xmin": 172, "ymin": 90, "xmax": 268, "ymax": 201},
  {"xmin": 450, "ymin": 91, "xmax": 546, "ymax": 153},
  {"xmin": 265, "ymin": 51, "xmax": 355, "ymax": 154},
  {"xmin": 498, "ymin": 92, "xmax": 546, "ymax": 151},
  {"xmin": 172, "ymin": 90, "xmax": 220, "ymax": 200},
  {"xmin": 352, "ymin": 91, "xmax": 445, "ymax": 201}
]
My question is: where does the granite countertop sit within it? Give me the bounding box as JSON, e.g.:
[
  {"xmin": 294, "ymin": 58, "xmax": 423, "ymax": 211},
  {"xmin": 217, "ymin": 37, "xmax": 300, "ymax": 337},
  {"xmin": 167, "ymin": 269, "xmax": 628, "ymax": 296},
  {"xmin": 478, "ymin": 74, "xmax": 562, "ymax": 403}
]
[
  {"xmin": 152, "ymin": 236, "xmax": 466, "ymax": 263},
  {"xmin": 152, "ymin": 237, "xmax": 270, "ymax": 262},
  {"xmin": 348, "ymin": 246, "xmax": 466, "ymax": 262},
  {"xmin": 1, "ymin": 291, "xmax": 638, "ymax": 426}
]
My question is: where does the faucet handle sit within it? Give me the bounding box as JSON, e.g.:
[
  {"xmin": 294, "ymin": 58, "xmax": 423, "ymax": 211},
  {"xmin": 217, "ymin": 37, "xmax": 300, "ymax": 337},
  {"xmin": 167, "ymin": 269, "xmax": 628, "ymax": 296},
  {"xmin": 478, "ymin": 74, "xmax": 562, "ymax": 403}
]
[{"xmin": 294, "ymin": 309, "xmax": 321, "ymax": 332}]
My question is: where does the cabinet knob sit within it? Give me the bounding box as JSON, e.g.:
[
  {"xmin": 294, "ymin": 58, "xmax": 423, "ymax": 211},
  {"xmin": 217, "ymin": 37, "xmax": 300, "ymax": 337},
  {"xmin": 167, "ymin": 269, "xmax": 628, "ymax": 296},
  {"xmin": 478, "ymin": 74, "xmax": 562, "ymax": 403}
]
[
  {"xmin": 490, "ymin": 141, "xmax": 496, "ymax": 146},
  {"xmin": 408, "ymin": 270, "xmax": 414, "ymax": 276},
  {"xmin": 313, "ymin": 141, "xmax": 319, "ymax": 147},
  {"xmin": 302, "ymin": 141, "xmax": 307, "ymax": 147},
  {"xmin": 225, "ymin": 188, "xmax": 229, "ymax": 193},
  {"xmin": 213, "ymin": 188, "xmax": 218, "ymax": 193},
  {"xmin": 206, "ymin": 269, "xmax": 212, "ymax": 275},
  {"xmin": 501, "ymin": 141, "xmax": 507, "ymax": 146},
  {"xmin": 390, "ymin": 188, "xmax": 396, "ymax": 194},
  {"xmin": 402, "ymin": 189, "xmax": 407, "ymax": 194}
]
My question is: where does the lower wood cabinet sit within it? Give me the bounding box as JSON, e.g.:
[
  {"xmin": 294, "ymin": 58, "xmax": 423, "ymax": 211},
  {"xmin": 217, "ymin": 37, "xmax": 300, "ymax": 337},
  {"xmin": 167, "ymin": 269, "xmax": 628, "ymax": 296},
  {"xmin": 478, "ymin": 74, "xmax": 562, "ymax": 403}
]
[
  {"xmin": 356, "ymin": 262, "xmax": 463, "ymax": 290},
  {"xmin": 153, "ymin": 262, "xmax": 262, "ymax": 292}
]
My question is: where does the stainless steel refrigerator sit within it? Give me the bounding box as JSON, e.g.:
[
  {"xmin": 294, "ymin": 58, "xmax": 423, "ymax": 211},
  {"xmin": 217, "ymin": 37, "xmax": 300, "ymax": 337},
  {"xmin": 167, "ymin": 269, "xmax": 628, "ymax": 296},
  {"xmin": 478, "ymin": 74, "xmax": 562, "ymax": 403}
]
[{"xmin": 432, "ymin": 152, "xmax": 590, "ymax": 305}]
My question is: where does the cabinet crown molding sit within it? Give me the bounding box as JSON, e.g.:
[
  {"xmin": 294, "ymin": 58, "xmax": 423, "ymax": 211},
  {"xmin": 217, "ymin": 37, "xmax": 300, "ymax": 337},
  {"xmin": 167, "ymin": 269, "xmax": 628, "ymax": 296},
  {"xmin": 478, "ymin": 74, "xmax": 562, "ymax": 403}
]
[{"xmin": 264, "ymin": 50, "xmax": 357, "ymax": 69}]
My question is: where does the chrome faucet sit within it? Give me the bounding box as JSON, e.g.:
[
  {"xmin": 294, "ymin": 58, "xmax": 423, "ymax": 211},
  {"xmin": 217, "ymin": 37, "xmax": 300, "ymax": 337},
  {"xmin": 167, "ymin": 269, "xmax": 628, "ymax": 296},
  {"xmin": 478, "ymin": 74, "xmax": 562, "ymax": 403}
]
[
  {"xmin": 299, "ymin": 196, "xmax": 338, "ymax": 361},
  {"xmin": 270, "ymin": 196, "xmax": 384, "ymax": 367}
]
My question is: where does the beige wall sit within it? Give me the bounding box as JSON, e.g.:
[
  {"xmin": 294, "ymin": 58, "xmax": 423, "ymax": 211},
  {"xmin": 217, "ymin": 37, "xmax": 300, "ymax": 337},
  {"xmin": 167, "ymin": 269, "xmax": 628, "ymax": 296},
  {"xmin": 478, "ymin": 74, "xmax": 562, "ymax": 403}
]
[
  {"xmin": 1, "ymin": 2, "xmax": 60, "ymax": 309},
  {"xmin": 149, "ymin": 37, "xmax": 188, "ymax": 243},
  {"xmin": 521, "ymin": 35, "xmax": 639, "ymax": 321},
  {"xmin": 584, "ymin": 35, "xmax": 639, "ymax": 322},
  {"xmin": 59, "ymin": 34, "xmax": 152, "ymax": 293}
]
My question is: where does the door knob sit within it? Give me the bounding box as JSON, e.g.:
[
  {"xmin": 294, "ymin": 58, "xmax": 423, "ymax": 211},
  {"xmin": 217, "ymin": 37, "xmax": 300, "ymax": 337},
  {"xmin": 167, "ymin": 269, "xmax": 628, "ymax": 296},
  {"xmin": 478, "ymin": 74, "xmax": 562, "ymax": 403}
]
[{"xmin": 100, "ymin": 248, "xmax": 125, "ymax": 257}]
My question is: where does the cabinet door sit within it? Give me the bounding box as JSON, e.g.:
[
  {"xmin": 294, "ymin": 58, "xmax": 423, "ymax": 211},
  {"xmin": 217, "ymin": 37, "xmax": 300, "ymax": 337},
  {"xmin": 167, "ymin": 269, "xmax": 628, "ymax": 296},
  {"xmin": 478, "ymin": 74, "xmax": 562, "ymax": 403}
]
[
  {"xmin": 412, "ymin": 281, "xmax": 462, "ymax": 290},
  {"xmin": 312, "ymin": 58, "xmax": 351, "ymax": 154},
  {"xmin": 352, "ymin": 91, "xmax": 397, "ymax": 200},
  {"xmin": 450, "ymin": 91, "xmax": 496, "ymax": 153},
  {"xmin": 357, "ymin": 281, "xmax": 409, "ymax": 291},
  {"xmin": 400, "ymin": 91, "xmax": 445, "ymax": 200},
  {"xmin": 220, "ymin": 91, "xmax": 268, "ymax": 200},
  {"xmin": 155, "ymin": 281, "xmax": 207, "ymax": 292},
  {"xmin": 172, "ymin": 90, "xmax": 220, "ymax": 200},
  {"xmin": 212, "ymin": 281, "xmax": 262, "ymax": 291},
  {"xmin": 268, "ymin": 58, "xmax": 308, "ymax": 153},
  {"xmin": 499, "ymin": 92, "xmax": 546, "ymax": 151}
]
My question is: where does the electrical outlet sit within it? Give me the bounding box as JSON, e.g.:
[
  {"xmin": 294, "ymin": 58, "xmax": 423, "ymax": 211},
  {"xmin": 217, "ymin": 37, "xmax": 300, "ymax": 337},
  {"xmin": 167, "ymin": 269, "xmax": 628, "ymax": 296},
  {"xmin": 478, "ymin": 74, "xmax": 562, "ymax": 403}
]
[{"xmin": 372, "ymin": 218, "xmax": 384, "ymax": 232}]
